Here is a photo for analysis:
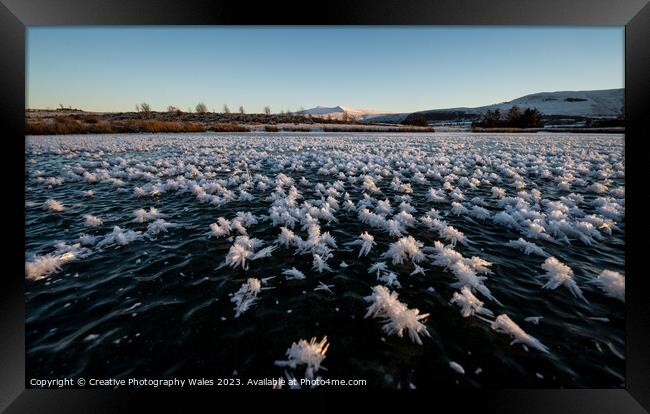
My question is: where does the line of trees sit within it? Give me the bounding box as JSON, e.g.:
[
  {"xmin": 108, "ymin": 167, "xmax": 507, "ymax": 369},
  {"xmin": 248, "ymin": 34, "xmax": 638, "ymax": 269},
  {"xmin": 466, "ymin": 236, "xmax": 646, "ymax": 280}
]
[
  {"xmin": 135, "ymin": 102, "xmax": 279, "ymax": 115},
  {"xmin": 401, "ymin": 115, "xmax": 429, "ymax": 127},
  {"xmin": 340, "ymin": 111, "xmax": 358, "ymax": 123},
  {"xmin": 129, "ymin": 103, "xmax": 364, "ymax": 125},
  {"xmin": 475, "ymin": 106, "xmax": 544, "ymax": 128}
]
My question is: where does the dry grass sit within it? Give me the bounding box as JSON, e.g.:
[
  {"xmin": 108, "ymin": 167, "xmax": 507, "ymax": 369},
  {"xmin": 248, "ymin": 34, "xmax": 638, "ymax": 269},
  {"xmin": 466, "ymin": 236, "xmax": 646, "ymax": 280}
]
[
  {"xmin": 121, "ymin": 120, "xmax": 207, "ymax": 133},
  {"xmin": 26, "ymin": 117, "xmax": 207, "ymax": 135},
  {"xmin": 26, "ymin": 114, "xmax": 439, "ymax": 135},
  {"xmin": 67, "ymin": 114, "xmax": 101, "ymax": 124},
  {"xmin": 26, "ymin": 118, "xmax": 107, "ymax": 134},
  {"xmin": 281, "ymin": 126, "xmax": 311, "ymax": 132},
  {"xmin": 208, "ymin": 123, "xmax": 251, "ymax": 132},
  {"xmin": 26, "ymin": 120, "xmax": 75, "ymax": 135}
]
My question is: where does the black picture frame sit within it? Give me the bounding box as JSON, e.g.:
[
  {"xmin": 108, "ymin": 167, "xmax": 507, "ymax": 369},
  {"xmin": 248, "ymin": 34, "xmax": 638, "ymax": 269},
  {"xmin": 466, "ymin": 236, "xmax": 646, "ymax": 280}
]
[{"xmin": 2, "ymin": 0, "xmax": 648, "ymax": 412}]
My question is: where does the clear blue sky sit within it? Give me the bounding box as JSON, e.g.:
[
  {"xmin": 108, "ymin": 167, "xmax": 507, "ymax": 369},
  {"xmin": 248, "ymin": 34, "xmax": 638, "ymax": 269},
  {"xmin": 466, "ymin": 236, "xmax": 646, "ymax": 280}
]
[{"xmin": 27, "ymin": 27, "xmax": 624, "ymax": 113}]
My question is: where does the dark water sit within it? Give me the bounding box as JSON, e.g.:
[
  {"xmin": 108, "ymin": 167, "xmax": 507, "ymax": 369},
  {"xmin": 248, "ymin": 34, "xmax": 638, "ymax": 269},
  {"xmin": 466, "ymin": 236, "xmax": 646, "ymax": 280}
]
[{"xmin": 25, "ymin": 132, "xmax": 624, "ymax": 388}]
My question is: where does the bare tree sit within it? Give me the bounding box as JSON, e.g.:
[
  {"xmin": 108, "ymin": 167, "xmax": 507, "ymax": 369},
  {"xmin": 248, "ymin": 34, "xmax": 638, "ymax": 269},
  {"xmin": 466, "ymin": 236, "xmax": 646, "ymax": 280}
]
[
  {"xmin": 167, "ymin": 105, "xmax": 178, "ymax": 112},
  {"xmin": 223, "ymin": 104, "xmax": 231, "ymax": 114},
  {"xmin": 137, "ymin": 102, "xmax": 151, "ymax": 113},
  {"xmin": 239, "ymin": 105, "xmax": 245, "ymax": 114},
  {"xmin": 264, "ymin": 106, "xmax": 271, "ymax": 115},
  {"xmin": 195, "ymin": 102, "xmax": 208, "ymax": 113}
]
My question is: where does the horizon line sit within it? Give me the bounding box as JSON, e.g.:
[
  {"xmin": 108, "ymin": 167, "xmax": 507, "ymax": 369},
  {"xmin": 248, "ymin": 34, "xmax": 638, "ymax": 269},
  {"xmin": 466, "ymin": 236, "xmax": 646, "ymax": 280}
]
[{"xmin": 25, "ymin": 86, "xmax": 624, "ymax": 114}]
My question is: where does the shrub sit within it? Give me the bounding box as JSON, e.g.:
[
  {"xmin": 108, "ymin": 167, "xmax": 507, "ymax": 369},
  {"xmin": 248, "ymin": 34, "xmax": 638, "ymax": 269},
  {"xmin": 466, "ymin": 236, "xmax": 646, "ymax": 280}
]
[
  {"xmin": 27, "ymin": 117, "xmax": 90, "ymax": 134},
  {"xmin": 209, "ymin": 122, "xmax": 250, "ymax": 132},
  {"xmin": 195, "ymin": 102, "xmax": 208, "ymax": 113},
  {"xmin": 25, "ymin": 121, "xmax": 52, "ymax": 135},
  {"xmin": 136, "ymin": 102, "xmax": 151, "ymax": 113},
  {"xmin": 168, "ymin": 106, "xmax": 185, "ymax": 115},
  {"xmin": 96, "ymin": 120, "xmax": 205, "ymax": 133},
  {"xmin": 82, "ymin": 115, "xmax": 100, "ymax": 124},
  {"xmin": 86, "ymin": 122, "xmax": 113, "ymax": 133},
  {"xmin": 183, "ymin": 122, "xmax": 207, "ymax": 132},
  {"xmin": 127, "ymin": 120, "xmax": 207, "ymax": 133}
]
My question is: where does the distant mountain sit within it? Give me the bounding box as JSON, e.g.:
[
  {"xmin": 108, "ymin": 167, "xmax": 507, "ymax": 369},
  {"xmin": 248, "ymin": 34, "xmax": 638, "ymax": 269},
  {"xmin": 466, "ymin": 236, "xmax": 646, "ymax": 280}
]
[
  {"xmin": 302, "ymin": 106, "xmax": 347, "ymax": 115},
  {"xmin": 366, "ymin": 88, "xmax": 624, "ymax": 123},
  {"xmin": 302, "ymin": 106, "xmax": 397, "ymax": 120}
]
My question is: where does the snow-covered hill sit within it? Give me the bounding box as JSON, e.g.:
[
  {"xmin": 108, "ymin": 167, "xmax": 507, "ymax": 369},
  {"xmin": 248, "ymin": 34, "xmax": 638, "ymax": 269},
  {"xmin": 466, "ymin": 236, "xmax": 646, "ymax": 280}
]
[
  {"xmin": 366, "ymin": 88, "xmax": 623, "ymax": 123},
  {"xmin": 475, "ymin": 88, "xmax": 623, "ymax": 117},
  {"xmin": 302, "ymin": 106, "xmax": 347, "ymax": 115}
]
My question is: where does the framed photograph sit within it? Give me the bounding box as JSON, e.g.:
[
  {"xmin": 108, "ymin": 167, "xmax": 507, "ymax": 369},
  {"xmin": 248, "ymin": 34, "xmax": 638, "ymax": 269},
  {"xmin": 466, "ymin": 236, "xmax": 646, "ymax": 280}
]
[{"xmin": 2, "ymin": 0, "xmax": 648, "ymax": 412}]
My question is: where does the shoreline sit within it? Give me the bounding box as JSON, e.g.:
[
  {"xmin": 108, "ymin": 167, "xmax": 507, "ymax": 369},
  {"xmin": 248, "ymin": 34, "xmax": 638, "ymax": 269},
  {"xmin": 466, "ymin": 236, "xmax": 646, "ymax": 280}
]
[
  {"xmin": 25, "ymin": 110, "xmax": 436, "ymax": 135},
  {"xmin": 25, "ymin": 110, "xmax": 624, "ymax": 135}
]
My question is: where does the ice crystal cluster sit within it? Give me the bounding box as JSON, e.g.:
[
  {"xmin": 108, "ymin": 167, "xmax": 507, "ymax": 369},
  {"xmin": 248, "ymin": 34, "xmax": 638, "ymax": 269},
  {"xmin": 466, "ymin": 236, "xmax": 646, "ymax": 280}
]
[
  {"xmin": 364, "ymin": 285, "xmax": 431, "ymax": 345},
  {"xmin": 274, "ymin": 336, "xmax": 330, "ymax": 380}
]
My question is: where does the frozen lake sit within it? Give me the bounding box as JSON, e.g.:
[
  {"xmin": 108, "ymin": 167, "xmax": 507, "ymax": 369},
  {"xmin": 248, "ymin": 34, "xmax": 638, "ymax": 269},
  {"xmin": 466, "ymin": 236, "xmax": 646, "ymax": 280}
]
[{"xmin": 25, "ymin": 132, "xmax": 625, "ymax": 388}]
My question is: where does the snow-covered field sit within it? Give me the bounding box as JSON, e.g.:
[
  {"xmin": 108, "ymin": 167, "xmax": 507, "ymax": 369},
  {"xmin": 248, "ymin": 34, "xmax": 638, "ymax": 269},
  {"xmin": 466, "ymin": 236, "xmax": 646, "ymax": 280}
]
[{"xmin": 25, "ymin": 132, "xmax": 625, "ymax": 388}]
